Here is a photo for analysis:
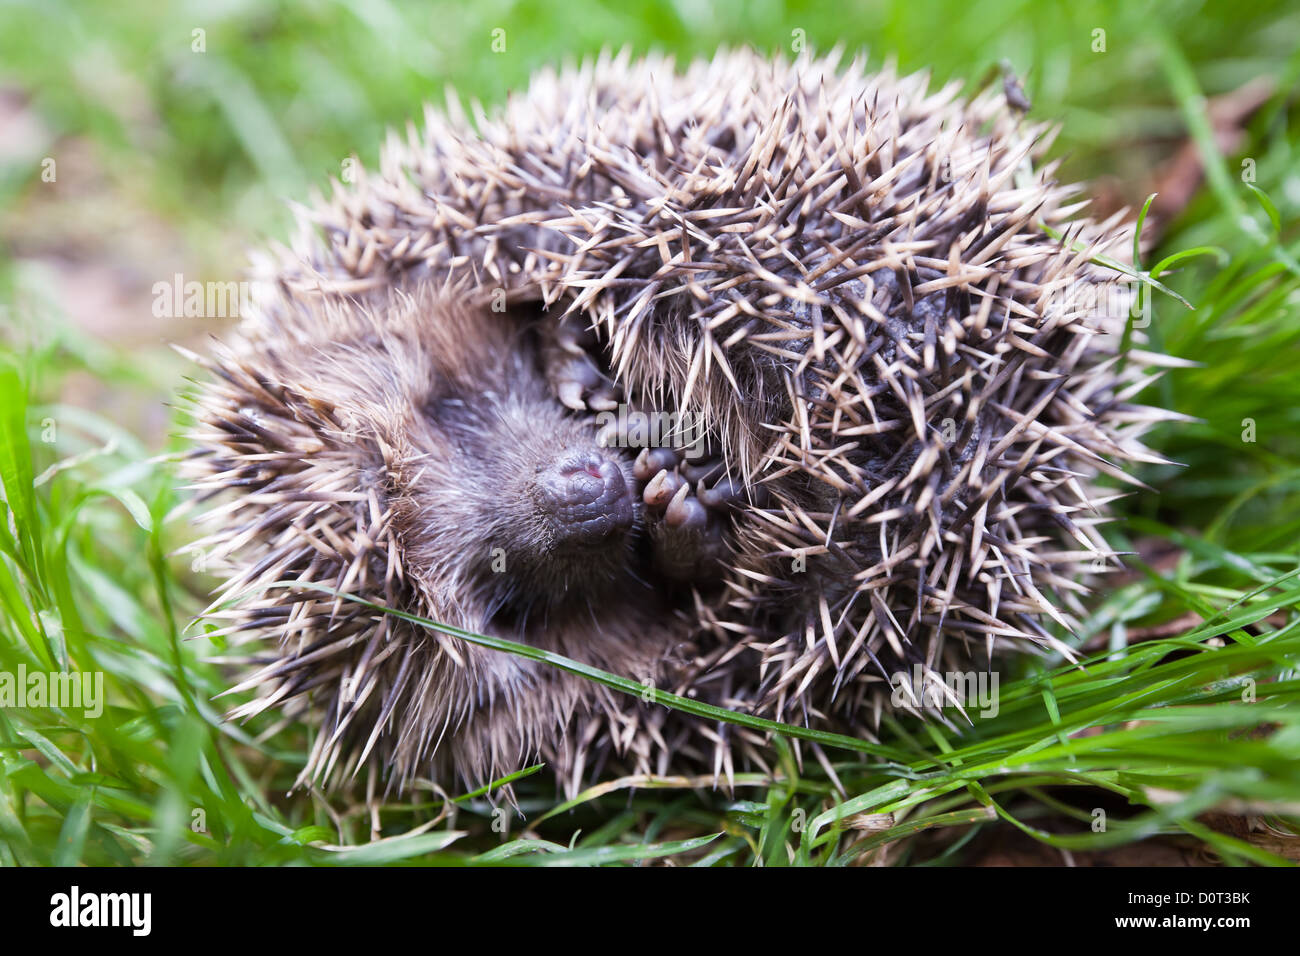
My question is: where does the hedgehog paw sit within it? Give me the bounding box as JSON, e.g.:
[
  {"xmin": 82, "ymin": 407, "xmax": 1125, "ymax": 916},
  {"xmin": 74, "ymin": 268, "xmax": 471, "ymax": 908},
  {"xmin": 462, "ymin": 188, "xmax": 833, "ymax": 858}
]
[
  {"xmin": 541, "ymin": 316, "xmax": 620, "ymax": 412},
  {"xmin": 638, "ymin": 453, "xmax": 740, "ymax": 583}
]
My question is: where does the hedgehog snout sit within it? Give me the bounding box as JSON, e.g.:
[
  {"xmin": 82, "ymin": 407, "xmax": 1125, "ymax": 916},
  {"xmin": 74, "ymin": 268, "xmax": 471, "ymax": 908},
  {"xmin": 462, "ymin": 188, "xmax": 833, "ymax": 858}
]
[{"xmin": 533, "ymin": 451, "xmax": 635, "ymax": 549}]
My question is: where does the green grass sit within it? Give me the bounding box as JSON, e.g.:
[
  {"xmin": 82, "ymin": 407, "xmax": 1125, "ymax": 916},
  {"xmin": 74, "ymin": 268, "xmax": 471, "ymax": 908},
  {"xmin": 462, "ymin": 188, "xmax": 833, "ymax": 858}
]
[{"xmin": 1, "ymin": 0, "xmax": 1299, "ymax": 865}]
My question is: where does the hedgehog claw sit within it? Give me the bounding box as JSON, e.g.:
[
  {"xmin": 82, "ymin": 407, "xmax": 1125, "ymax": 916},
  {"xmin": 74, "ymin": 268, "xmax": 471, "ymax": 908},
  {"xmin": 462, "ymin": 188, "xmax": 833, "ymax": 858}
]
[
  {"xmin": 643, "ymin": 468, "xmax": 685, "ymax": 508},
  {"xmin": 650, "ymin": 483, "xmax": 727, "ymax": 581},
  {"xmin": 681, "ymin": 457, "xmax": 724, "ymax": 484},
  {"xmin": 665, "ymin": 483, "xmax": 709, "ymax": 529},
  {"xmin": 557, "ymin": 380, "xmax": 587, "ymax": 411},
  {"xmin": 634, "ymin": 447, "xmax": 680, "ymax": 482},
  {"xmin": 543, "ymin": 320, "xmax": 621, "ymax": 412},
  {"xmin": 587, "ymin": 385, "xmax": 621, "ymax": 412},
  {"xmin": 553, "ymin": 315, "xmax": 598, "ymax": 353},
  {"xmin": 698, "ymin": 475, "xmax": 744, "ymax": 510}
]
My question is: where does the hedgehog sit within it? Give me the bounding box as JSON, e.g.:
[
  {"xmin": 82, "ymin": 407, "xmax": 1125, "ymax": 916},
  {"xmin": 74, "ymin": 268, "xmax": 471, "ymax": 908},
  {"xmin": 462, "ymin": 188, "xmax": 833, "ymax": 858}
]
[{"xmin": 184, "ymin": 48, "xmax": 1180, "ymax": 798}]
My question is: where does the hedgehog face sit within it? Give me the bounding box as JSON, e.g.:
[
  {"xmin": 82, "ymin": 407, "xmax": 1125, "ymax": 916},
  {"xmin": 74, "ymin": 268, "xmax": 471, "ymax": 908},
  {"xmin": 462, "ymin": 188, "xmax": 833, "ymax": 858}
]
[{"xmin": 410, "ymin": 374, "xmax": 643, "ymax": 619}]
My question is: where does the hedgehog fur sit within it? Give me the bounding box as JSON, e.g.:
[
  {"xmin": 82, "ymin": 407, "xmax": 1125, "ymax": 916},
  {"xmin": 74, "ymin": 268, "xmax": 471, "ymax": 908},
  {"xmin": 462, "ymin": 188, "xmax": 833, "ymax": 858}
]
[{"xmin": 186, "ymin": 49, "xmax": 1181, "ymax": 797}]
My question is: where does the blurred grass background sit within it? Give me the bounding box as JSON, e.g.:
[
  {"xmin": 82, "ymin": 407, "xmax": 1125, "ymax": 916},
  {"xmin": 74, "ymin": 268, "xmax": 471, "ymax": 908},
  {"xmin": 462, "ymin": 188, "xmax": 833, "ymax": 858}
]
[{"xmin": 0, "ymin": 0, "xmax": 1298, "ymax": 865}]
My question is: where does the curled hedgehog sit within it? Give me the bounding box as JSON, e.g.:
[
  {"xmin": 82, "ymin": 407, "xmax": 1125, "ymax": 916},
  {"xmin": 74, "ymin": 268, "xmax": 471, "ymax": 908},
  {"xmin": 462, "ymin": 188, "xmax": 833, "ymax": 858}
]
[{"xmin": 185, "ymin": 49, "xmax": 1180, "ymax": 796}]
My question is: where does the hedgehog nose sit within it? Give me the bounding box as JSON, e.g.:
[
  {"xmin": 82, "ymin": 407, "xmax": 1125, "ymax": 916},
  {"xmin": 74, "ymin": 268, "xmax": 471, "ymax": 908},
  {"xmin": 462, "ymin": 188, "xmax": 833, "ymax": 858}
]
[{"xmin": 535, "ymin": 452, "xmax": 635, "ymax": 549}]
